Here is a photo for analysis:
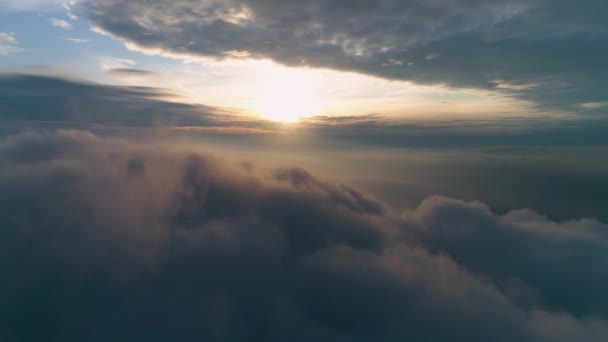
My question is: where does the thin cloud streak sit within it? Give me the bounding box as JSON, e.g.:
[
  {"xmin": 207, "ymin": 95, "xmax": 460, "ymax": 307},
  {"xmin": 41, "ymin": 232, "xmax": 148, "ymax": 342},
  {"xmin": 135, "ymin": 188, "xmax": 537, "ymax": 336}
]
[{"xmin": 50, "ymin": 18, "xmax": 73, "ymax": 30}]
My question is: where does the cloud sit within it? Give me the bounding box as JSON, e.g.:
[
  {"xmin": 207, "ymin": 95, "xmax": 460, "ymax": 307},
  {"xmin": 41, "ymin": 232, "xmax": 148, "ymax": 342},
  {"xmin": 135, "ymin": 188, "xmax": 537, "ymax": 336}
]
[
  {"xmin": 50, "ymin": 18, "xmax": 73, "ymax": 30},
  {"xmin": 425, "ymin": 53, "xmax": 440, "ymax": 60},
  {"xmin": 0, "ymin": 32, "xmax": 24, "ymax": 56},
  {"xmin": 4, "ymin": 73, "xmax": 608, "ymax": 157},
  {"xmin": 0, "ymin": 129, "xmax": 606, "ymax": 340},
  {"xmin": 580, "ymin": 102, "xmax": 608, "ymax": 110},
  {"xmin": 2, "ymin": 74, "xmax": 608, "ymax": 148},
  {"xmin": 63, "ymin": 2, "xmax": 78, "ymax": 19},
  {"xmin": 303, "ymin": 114, "xmax": 608, "ymax": 149},
  {"xmin": 100, "ymin": 57, "xmax": 135, "ymax": 70},
  {"xmin": 66, "ymin": 37, "xmax": 91, "ymax": 44},
  {"xmin": 224, "ymin": 50, "xmax": 251, "ymax": 58},
  {"xmin": 0, "ymin": 74, "xmax": 274, "ymax": 134},
  {"xmin": 0, "ymin": 32, "xmax": 16, "ymax": 44},
  {"xmin": 407, "ymin": 196, "xmax": 608, "ymax": 316},
  {"xmin": 85, "ymin": 0, "xmax": 608, "ymax": 112},
  {"xmin": 106, "ymin": 68, "xmax": 159, "ymax": 76}
]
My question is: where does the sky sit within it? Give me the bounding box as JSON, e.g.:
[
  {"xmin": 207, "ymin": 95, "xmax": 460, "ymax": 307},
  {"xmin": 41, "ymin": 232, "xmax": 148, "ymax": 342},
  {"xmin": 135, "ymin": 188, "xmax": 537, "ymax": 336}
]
[{"xmin": 1, "ymin": 0, "xmax": 608, "ymax": 341}]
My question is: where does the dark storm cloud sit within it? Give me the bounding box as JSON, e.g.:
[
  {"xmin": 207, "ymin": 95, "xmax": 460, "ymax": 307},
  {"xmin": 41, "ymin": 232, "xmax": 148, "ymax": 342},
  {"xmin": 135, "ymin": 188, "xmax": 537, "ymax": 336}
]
[
  {"xmin": 0, "ymin": 130, "xmax": 607, "ymax": 341},
  {"xmin": 85, "ymin": 0, "xmax": 608, "ymax": 112}
]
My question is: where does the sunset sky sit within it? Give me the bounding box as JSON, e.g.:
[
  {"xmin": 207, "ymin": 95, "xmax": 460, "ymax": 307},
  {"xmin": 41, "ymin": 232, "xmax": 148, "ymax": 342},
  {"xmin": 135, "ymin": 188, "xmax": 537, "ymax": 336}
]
[{"xmin": 1, "ymin": 1, "xmax": 607, "ymax": 341}]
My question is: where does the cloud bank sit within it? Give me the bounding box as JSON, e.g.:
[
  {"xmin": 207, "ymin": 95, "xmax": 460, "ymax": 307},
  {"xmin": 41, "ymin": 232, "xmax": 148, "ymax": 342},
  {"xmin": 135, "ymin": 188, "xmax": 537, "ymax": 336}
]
[
  {"xmin": 0, "ymin": 130, "xmax": 607, "ymax": 341},
  {"xmin": 3, "ymin": 74, "xmax": 608, "ymax": 149},
  {"xmin": 85, "ymin": 0, "xmax": 608, "ymax": 111},
  {"xmin": 0, "ymin": 74, "xmax": 270, "ymax": 133}
]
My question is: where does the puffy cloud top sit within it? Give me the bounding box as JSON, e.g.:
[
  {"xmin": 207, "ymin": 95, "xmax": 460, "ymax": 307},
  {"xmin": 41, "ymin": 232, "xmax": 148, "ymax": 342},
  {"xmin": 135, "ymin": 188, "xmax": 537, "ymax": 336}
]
[{"xmin": 0, "ymin": 130, "xmax": 607, "ymax": 341}]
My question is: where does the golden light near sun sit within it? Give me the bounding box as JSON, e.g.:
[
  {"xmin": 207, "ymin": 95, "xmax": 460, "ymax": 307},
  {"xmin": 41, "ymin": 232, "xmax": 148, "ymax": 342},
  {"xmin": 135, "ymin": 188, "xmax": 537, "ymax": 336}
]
[{"xmin": 252, "ymin": 67, "xmax": 327, "ymax": 123}]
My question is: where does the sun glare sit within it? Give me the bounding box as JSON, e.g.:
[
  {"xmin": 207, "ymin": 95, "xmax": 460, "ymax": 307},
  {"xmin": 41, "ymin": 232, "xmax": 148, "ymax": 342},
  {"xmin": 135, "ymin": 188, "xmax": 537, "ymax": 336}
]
[{"xmin": 252, "ymin": 67, "xmax": 326, "ymax": 123}]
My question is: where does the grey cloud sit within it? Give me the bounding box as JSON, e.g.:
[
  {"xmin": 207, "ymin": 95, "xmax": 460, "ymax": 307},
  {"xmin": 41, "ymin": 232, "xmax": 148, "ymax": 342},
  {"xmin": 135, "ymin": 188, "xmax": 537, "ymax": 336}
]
[
  {"xmin": 0, "ymin": 74, "xmax": 272, "ymax": 133},
  {"xmin": 407, "ymin": 196, "xmax": 608, "ymax": 316},
  {"xmin": 302, "ymin": 115, "xmax": 608, "ymax": 148},
  {"xmin": 107, "ymin": 68, "xmax": 160, "ymax": 76},
  {"xmin": 3, "ymin": 74, "xmax": 608, "ymax": 149},
  {"xmin": 6, "ymin": 71, "xmax": 608, "ymax": 170},
  {"xmin": 86, "ymin": 0, "xmax": 608, "ymax": 112},
  {"xmin": 0, "ymin": 130, "xmax": 607, "ymax": 341},
  {"xmin": 3, "ymin": 73, "xmax": 608, "ymax": 226}
]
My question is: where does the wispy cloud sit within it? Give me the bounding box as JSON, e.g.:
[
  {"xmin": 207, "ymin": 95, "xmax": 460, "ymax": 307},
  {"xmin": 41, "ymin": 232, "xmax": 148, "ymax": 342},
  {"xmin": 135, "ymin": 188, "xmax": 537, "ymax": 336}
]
[
  {"xmin": 580, "ymin": 101, "xmax": 608, "ymax": 110},
  {"xmin": 100, "ymin": 57, "xmax": 136, "ymax": 70},
  {"xmin": 0, "ymin": 32, "xmax": 24, "ymax": 56},
  {"xmin": 106, "ymin": 68, "xmax": 159, "ymax": 77},
  {"xmin": 66, "ymin": 37, "xmax": 90, "ymax": 44},
  {"xmin": 425, "ymin": 53, "xmax": 441, "ymax": 60},
  {"xmin": 62, "ymin": 2, "xmax": 78, "ymax": 20},
  {"xmin": 50, "ymin": 18, "xmax": 72, "ymax": 30},
  {"xmin": 0, "ymin": 32, "xmax": 16, "ymax": 44}
]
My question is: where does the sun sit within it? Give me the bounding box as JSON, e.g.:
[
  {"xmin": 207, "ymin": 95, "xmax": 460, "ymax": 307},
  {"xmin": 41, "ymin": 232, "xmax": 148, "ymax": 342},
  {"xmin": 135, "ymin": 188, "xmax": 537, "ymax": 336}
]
[
  {"xmin": 254, "ymin": 90, "xmax": 325, "ymax": 123},
  {"xmin": 252, "ymin": 67, "xmax": 326, "ymax": 123}
]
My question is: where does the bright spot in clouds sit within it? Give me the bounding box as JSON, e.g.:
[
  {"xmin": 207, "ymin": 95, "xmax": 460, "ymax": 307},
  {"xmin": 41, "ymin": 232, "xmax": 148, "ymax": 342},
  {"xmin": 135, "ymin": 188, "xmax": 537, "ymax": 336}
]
[{"xmin": 251, "ymin": 67, "xmax": 327, "ymax": 123}]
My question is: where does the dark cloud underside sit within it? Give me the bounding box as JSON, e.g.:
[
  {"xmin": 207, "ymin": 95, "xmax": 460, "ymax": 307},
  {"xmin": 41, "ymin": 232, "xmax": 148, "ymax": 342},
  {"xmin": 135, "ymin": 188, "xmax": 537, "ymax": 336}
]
[
  {"xmin": 0, "ymin": 74, "xmax": 272, "ymax": 133},
  {"xmin": 86, "ymin": 0, "xmax": 608, "ymax": 112}
]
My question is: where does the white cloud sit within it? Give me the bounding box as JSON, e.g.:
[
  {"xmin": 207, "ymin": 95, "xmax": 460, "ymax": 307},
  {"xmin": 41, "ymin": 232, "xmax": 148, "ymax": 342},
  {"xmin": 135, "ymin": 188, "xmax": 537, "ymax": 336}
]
[
  {"xmin": 66, "ymin": 37, "xmax": 91, "ymax": 44},
  {"xmin": 0, "ymin": 32, "xmax": 16, "ymax": 43},
  {"xmin": 223, "ymin": 50, "xmax": 250, "ymax": 58},
  {"xmin": 492, "ymin": 79, "xmax": 538, "ymax": 91},
  {"xmin": 0, "ymin": 45, "xmax": 24, "ymax": 56},
  {"xmin": 62, "ymin": 2, "xmax": 77, "ymax": 19},
  {"xmin": 580, "ymin": 101, "xmax": 608, "ymax": 110},
  {"xmin": 425, "ymin": 53, "xmax": 441, "ymax": 60},
  {"xmin": 100, "ymin": 57, "xmax": 136, "ymax": 70},
  {"xmin": 382, "ymin": 58, "xmax": 404, "ymax": 67},
  {"xmin": 50, "ymin": 18, "xmax": 73, "ymax": 30},
  {"xmin": 0, "ymin": 32, "xmax": 24, "ymax": 56}
]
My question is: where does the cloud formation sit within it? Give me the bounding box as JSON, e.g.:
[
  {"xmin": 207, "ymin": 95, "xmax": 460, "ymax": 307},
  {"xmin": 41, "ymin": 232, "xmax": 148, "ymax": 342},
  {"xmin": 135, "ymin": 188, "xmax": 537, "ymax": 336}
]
[
  {"xmin": 0, "ymin": 32, "xmax": 24, "ymax": 56},
  {"xmin": 85, "ymin": 0, "xmax": 608, "ymax": 111},
  {"xmin": 106, "ymin": 68, "xmax": 159, "ymax": 76},
  {"xmin": 0, "ymin": 74, "xmax": 269, "ymax": 133},
  {"xmin": 1, "ymin": 73, "xmax": 607, "ymax": 225},
  {"xmin": 66, "ymin": 37, "xmax": 91, "ymax": 44},
  {"xmin": 50, "ymin": 18, "xmax": 73, "ymax": 30},
  {"xmin": 2, "ymin": 74, "xmax": 608, "ymax": 148},
  {"xmin": 0, "ymin": 130, "xmax": 607, "ymax": 341}
]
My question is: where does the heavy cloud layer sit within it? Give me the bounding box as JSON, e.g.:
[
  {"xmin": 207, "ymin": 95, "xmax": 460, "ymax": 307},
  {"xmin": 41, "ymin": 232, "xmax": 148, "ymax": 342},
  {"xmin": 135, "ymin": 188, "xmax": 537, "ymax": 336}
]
[
  {"xmin": 0, "ymin": 130, "xmax": 607, "ymax": 341},
  {"xmin": 85, "ymin": 0, "xmax": 608, "ymax": 111}
]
